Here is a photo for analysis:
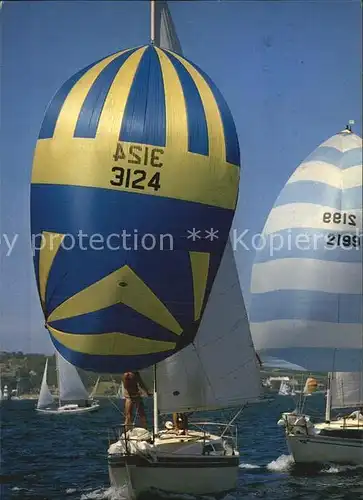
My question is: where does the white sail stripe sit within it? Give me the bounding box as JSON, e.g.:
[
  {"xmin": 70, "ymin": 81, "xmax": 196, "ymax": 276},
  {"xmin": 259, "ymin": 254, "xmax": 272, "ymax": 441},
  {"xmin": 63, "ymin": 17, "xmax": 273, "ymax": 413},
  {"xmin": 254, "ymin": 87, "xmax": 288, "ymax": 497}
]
[
  {"xmin": 322, "ymin": 132, "xmax": 362, "ymax": 152},
  {"xmin": 251, "ymin": 259, "xmax": 362, "ymax": 295},
  {"xmin": 251, "ymin": 320, "xmax": 363, "ymax": 351},
  {"xmin": 263, "ymin": 204, "xmax": 363, "ymax": 235},
  {"xmin": 287, "ymin": 162, "xmax": 362, "ymax": 189}
]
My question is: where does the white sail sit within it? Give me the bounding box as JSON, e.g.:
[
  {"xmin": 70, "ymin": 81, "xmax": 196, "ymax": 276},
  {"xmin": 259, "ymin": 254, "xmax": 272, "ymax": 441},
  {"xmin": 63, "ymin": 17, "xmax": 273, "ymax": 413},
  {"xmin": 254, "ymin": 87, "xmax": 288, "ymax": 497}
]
[
  {"xmin": 154, "ymin": 1, "xmax": 183, "ymax": 54},
  {"xmin": 156, "ymin": 240, "xmax": 261, "ymax": 414},
  {"xmin": 331, "ymin": 371, "xmax": 363, "ymax": 409},
  {"xmin": 37, "ymin": 359, "xmax": 54, "ymax": 408},
  {"xmin": 250, "ymin": 128, "xmax": 363, "ymax": 371},
  {"xmin": 57, "ymin": 352, "xmax": 89, "ymax": 402}
]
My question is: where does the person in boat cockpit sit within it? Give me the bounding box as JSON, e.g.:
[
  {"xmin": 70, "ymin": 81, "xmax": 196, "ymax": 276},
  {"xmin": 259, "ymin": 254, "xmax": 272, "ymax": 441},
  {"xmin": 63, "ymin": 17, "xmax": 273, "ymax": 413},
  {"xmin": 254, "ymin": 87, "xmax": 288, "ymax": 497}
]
[
  {"xmin": 173, "ymin": 412, "xmax": 189, "ymax": 435},
  {"xmin": 122, "ymin": 371, "xmax": 152, "ymax": 430}
]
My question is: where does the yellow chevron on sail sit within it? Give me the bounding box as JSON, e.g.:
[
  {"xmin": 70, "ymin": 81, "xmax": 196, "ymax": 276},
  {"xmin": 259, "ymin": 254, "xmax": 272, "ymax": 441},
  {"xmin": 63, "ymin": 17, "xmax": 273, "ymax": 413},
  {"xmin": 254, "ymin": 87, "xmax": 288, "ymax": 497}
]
[
  {"xmin": 39, "ymin": 232, "xmax": 65, "ymax": 305},
  {"xmin": 48, "ymin": 265, "xmax": 183, "ymax": 335},
  {"xmin": 189, "ymin": 251, "xmax": 210, "ymax": 321},
  {"xmin": 48, "ymin": 325, "xmax": 176, "ymax": 356}
]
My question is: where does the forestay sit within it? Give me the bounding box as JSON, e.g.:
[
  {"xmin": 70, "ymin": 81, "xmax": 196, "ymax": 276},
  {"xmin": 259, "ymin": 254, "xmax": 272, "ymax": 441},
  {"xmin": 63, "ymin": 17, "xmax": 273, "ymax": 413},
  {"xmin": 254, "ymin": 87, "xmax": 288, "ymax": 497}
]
[
  {"xmin": 154, "ymin": 0, "xmax": 183, "ymax": 54},
  {"xmin": 250, "ymin": 128, "xmax": 363, "ymax": 371},
  {"xmin": 37, "ymin": 359, "xmax": 54, "ymax": 408},
  {"xmin": 331, "ymin": 371, "xmax": 363, "ymax": 409},
  {"xmin": 57, "ymin": 353, "xmax": 89, "ymax": 402},
  {"xmin": 156, "ymin": 240, "xmax": 261, "ymax": 413}
]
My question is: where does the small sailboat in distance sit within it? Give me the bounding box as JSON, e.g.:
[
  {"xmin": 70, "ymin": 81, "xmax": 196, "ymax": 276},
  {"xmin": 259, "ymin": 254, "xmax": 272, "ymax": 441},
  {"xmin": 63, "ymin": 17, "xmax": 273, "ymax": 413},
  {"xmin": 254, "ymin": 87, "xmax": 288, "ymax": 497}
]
[
  {"xmin": 251, "ymin": 123, "xmax": 363, "ymax": 465},
  {"xmin": 36, "ymin": 353, "xmax": 100, "ymax": 414}
]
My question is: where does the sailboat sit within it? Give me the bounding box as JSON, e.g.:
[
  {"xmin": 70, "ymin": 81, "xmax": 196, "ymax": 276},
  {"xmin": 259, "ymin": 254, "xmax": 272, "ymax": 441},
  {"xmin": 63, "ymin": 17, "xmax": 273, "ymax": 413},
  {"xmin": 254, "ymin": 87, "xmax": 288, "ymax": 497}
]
[
  {"xmin": 250, "ymin": 124, "xmax": 363, "ymax": 465},
  {"xmin": 30, "ymin": 0, "xmax": 260, "ymax": 494},
  {"xmin": 3, "ymin": 385, "xmax": 9, "ymax": 401},
  {"xmin": 108, "ymin": 240, "xmax": 261, "ymax": 496},
  {"xmin": 278, "ymin": 380, "xmax": 292, "ymax": 396},
  {"xmin": 36, "ymin": 354, "xmax": 100, "ymax": 414},
  {"xmin": 106, "ymin": 3, "xmax": 260, "ymax": 495}
]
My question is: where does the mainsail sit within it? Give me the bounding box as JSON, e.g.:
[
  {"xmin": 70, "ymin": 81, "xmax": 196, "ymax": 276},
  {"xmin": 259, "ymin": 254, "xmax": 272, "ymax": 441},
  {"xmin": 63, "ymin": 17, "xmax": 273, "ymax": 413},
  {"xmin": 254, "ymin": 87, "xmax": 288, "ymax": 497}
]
[
  {"xmin": 37, "ymin": 359, "xmax": 54, "ymax": 409},
  {"xmin": 56, "ymin": 352, "xmax": 89, "ymax": 403},
  {"xmin": 31, "ymin": 4, "xmax": 240, "ymax": 373},
  {"xmin": 250, "ymin": 128, "xmax": 363, "ymax": 371},
  {"xmin": 331, "ymin": 371, "xmax": 363, "ymax": 409},
  {"xmin": 156, "ymin": 240, "xmax": 261, "ymax": 413}
]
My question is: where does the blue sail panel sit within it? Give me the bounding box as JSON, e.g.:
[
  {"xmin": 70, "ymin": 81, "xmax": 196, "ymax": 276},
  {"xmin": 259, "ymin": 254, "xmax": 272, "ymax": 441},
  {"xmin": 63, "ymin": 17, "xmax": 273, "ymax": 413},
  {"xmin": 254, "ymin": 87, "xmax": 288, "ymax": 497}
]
[
  {"xmin": 249, "ymin": 129, "xmax": 363, "ymax": 372},
  {"xmin": 31, "ymin": 45, "xmax": 240, "ymax": 373}
]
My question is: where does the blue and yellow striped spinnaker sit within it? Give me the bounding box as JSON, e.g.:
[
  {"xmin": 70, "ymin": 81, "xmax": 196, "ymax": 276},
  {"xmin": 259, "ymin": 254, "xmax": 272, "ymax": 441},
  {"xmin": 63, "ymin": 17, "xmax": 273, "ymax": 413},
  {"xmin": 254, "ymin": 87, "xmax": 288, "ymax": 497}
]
[
  {"xmin": 31, "ymin": 45, "xmax": 240, "ymax": 373},
  {"xmin": 249, "ymin": 127, "xmax": 362, "ymax": 372}
]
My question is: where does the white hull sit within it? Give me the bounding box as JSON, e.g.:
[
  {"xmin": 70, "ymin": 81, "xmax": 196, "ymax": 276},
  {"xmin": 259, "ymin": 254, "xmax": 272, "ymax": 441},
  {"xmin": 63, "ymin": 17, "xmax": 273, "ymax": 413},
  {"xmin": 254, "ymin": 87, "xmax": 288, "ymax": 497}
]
[
  {"xmin": 108, "ymin": 428, "xmax": 239, "ymax": 497},
  {"xmin": 109, "ymin": 456, "xmax": 238, "ymax": 497},
  {"xmin": 287, "ymin": 433, "xmax": 363, "ymax": 465},
  {"xmin": 278, "ymin": 412, "xmax": 363, "ymax": 465},
  {"xmin": 36, "ymin": 403, "xmax": 100, "ymax": 414}
]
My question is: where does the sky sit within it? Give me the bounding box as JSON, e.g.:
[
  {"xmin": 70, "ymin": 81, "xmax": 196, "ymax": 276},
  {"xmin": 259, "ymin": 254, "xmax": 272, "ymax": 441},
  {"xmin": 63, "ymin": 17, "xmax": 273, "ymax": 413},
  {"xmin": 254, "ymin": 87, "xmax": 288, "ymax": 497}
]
[{"xmin": 0, "ymin": 0, "xmax": 361, "ymax": 354}]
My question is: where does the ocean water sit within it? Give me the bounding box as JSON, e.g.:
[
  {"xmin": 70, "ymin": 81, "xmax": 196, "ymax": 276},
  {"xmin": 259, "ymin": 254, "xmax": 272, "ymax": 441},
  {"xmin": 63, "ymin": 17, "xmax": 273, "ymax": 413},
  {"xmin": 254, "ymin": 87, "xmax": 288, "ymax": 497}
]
[{"xmin": 1, "ymin": 394, "xmax": 362, "ymax": 500}]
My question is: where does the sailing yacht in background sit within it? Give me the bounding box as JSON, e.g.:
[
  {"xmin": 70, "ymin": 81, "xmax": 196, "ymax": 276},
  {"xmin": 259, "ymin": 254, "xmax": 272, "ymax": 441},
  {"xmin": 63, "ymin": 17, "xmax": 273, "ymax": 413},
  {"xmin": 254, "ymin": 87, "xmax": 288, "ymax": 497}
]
[
  {"xmin": 278, "ymin": 380, "xmax": 292, "ymax": 396},
  {"xmin": 36, "ymin": 354, "xmax": 100, "ymax": 414},
  {"xmin": 250, "ymin": 123, "xmax": 363, "ymax": 464}
]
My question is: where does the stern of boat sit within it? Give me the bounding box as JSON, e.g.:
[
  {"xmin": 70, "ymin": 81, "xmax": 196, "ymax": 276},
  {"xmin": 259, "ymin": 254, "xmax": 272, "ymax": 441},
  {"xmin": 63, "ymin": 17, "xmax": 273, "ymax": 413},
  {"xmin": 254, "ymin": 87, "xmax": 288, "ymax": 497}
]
[{"xmin": 107, "ymin": 421, "xmax": 240, "ymax": 496}]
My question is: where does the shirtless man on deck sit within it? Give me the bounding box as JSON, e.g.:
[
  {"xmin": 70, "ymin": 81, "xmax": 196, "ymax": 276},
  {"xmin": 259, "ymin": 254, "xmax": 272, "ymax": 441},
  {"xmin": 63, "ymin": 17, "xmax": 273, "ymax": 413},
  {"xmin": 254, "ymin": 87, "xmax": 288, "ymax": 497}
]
[{"xmin": 122, "ymin": 371, "xmax": 151, "ymax": 429}]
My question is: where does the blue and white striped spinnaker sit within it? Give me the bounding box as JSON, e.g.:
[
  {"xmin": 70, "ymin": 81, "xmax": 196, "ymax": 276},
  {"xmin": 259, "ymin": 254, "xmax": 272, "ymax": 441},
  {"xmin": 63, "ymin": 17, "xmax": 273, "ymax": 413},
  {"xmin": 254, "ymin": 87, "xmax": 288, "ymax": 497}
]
[{"xmin": 250, "ymin": 127, "xmax": 362, "ymax": 371}]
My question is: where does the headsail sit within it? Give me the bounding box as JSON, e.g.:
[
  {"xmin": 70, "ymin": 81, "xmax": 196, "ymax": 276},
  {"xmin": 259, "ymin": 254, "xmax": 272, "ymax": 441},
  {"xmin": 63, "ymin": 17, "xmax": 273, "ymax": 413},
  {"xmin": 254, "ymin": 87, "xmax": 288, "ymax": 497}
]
[
  {"xmin": 331, "ymin": 371, "xmax": 363, "ymax": 409},
  {"xmin": 250, "ymin": 128, "xmax": 363, "ymax": 371},
  {"xmin": 37, "ymin": 359, "xmax": 54, "ymax": 408},
  {"xmin": 156, "ymin": 240, "xmax": 261, "ymax": 413},
  {"xmin": 31, "ymin": 27, "xmax": 240, "ymax": 372}
]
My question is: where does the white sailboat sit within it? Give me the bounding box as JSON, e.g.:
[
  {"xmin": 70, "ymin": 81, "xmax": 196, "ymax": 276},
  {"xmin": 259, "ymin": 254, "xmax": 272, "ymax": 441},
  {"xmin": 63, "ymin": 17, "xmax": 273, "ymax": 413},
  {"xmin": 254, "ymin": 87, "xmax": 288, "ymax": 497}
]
[
  {"xmin": 36, "ymin": 354, "xmax": 100, "ymax": 414},
  {"xmin": 279, "ymin": 371, "xmax": 363, "ymax": 465},
  {"xmin": 250, "ymin": 124, "xmax": 363, "ymax": 465},
  {"xmin": 278, "ymin": 380, "xmax": 292, "ymax": 396},
  {"xmin": 3, "ymin": 384, "xmax": 9, "ymax": 400},
  {"xmin": 108, "ymin": 239, "xmax": 261, "ymax": 496}
]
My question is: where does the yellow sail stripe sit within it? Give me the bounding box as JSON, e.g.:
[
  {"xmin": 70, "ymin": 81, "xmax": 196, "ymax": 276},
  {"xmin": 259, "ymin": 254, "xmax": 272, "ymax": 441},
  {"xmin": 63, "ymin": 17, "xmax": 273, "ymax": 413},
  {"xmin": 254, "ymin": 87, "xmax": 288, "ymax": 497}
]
[
  {"xmin": 168, "ymin": 51, "xmax": 225, "ymax": 165},
  {"xmin": 189, "ymin": 252, "xmax": 210, "ymax": 321},
  {"xmin": 32, "ymin": 139, "xmax": 239, "ymax": 209},
  {"xmin": 53, "ymin": 50, "xmax": 129, "ymax": 140},
  {"xmin": 96, "ymin": 48, "xmax": 147, "ymax": 143},
  {"xmin": 48, "ymin": 265, "xmax": 183, "ymax": 335},
  {"xmin": 48, "ymin": 325, "xmax": 176, "ymax": 356},
  {"xmin": 39, "ymin": 232, "xmax": 65, "ymax": 305},
  {"xmin": 155, "ymin": 47, "xmax": 188, "ymax": 153}
]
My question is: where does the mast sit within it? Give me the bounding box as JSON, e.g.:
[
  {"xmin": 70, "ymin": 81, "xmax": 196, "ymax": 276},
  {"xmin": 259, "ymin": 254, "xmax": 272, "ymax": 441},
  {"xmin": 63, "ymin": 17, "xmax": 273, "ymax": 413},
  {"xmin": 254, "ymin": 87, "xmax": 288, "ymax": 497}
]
[
  {"xmin": 55, "ymin": 353, "xmax": 61, "ymax": 407},
  {"xmin": 325, "ymin": 373, "xmax": 332, "ymax": 422},
  {"xmin": 153, "ymin": 364, "xmax": 159, "ymax": 435},
  {"xmin": 150, "ymin": 0, "xmax": 156, "ymax": 45}
]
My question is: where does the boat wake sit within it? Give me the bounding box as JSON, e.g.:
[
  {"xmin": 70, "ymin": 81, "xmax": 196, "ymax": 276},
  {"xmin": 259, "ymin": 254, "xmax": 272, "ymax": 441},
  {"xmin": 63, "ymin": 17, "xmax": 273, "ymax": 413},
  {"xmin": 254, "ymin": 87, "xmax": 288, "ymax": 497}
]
[
  {"xmin": 266, "ymin": 454, "xmax": 294, "ymax": 472},
  {"xmin": 78, "ymin": 485, "xmax": 238, "ymax": 500}
]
